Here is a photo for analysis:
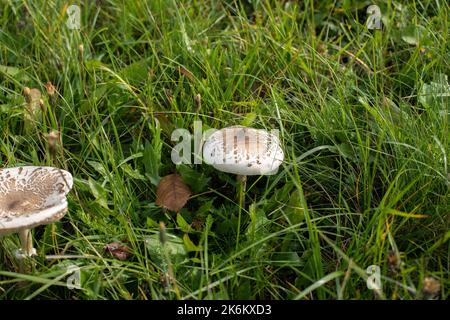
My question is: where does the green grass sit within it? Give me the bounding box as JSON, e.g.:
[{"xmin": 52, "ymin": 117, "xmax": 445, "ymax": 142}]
[{"xmin": 0, "ymin": 0, "xmax": 448, "ymax": 300}]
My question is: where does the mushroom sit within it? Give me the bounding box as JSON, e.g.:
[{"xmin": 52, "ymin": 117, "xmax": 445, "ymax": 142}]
[
  {"xmin": 202, "ymin": 126, "xmax": 284, "ymax": 246},
  {"xmin": 202, "ymin": 126, "xmax": 284, "ymax": 177},
  {"xmin": 0, "ymin": 166, "xmax": 73, "ymax": 260}
]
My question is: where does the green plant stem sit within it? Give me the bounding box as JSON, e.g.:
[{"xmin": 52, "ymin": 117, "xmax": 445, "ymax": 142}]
[{"xmin": 236, "ymin": 174, "xmax": 247, "ymax": 251}]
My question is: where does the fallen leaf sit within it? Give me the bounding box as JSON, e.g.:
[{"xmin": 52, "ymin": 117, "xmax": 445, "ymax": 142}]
[
  {"xmin": 104, "ymin": 242, "xmax": 132, "ymax": 261},
  {"xmin": 155, "ymin": 174, "xmax": 191, "ymax": 212}
]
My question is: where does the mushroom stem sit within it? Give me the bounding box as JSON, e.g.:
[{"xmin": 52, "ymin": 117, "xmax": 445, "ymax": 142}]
[
  {"xmin": 237, "ymin": 174, "xmax": 247, "ymax": 184},
  {"xmin": 18, "ymin": 229, "xmax": 35, "ymax": 256},
  {"xmin": 15, "ymin": 229, "xmax": 36, "ymax": 274},
  {"xmin": 236, "ymin": 174, "xmax": 247, "ymax": 250}
]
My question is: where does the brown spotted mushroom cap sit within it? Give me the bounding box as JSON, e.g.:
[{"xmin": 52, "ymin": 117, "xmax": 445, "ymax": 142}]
[
  {"xmin": 202, "ymin": 126, "xmax": 284, "ymax": 176},
  {"xmin": 0, "ymin": 166, "xmax": 73, "ymax": 235}
]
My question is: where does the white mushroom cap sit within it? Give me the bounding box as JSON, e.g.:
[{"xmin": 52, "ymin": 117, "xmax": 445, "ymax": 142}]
[
  {"xmin": 203, "ymin": 126, "xmax": 284, "ymax": 176},
  {"xmin": 0, "ymin": 166, "xmax": 73, "ymax": 235}
]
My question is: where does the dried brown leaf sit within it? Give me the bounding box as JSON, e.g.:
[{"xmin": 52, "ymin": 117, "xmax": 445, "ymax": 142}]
[
  {"xmin": 104, "ymin": 242, "xmax": 132, "ymax": 261},
  {"xmin": 155, "ymin": 174, "xmax": 191, "ymax": 212}
]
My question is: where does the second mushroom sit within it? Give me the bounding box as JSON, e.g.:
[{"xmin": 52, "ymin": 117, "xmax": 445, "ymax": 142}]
[
  {"xmin": 202, "ymin": 125, "xmax": 284, "ymax": 178},
  {"xmin": 0, "ymin": 166, "xmax": 73, "ymax": 259},
  {"xmin": 202, "ymin": 126, "xmax": 284, "ymax": 244}
]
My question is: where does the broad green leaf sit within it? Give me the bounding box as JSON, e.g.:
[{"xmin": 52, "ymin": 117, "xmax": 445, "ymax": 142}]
[
  {"xmin": 145, "ymin": 234, "xmax": 187, "ymax": 269},
  {"xmin": 146, "ymin": 217, "xmax": 159, "ymax": 228},
  {"xmin": 401, "ymin": 25, "xmax": 427, "ymax": 45},
  {"xmin": 121, "ymin": 163, "xmax": 146, "ymax": 180},
  {"xmin": 196, "ymin": 199, "xmax": 214, "ymax": 217},
  {"xmin": 176, "ymin": 213, "xmax": 191, "ymax": 233},
  {"xmin": 240, "ymin": 112, "xmax": 257, "ymax": 127},
  {"xmin": 270, "ymin": 252, "xmax": 303, "ymax": 267},
  {"xmin": 285, "ymin": 190, "xmax": 306, "ymax": 225},
  {"xmin": 84, "ymin": 59, "xmax": 106, "ymax": 72},
  {"xmin": 336, "ymin": 143, "xmax": 356, "ymax": 161},
  {"xmin": 190, "ymin": 257, "xmax": 202, "ymax": 263},
  {"xmin": 119, "ymin": 59, "xmax": 151, "ymax": 85},
  {"xmin": 246, "ymin": 203, "xmax": 270, "ymax": 240},
  {"xmin": 177, "ymin": 164, "xmax": 210, "ymax": 193},
  {"xmin": 88, "ymin": 177, "xmax": 108, "ymax": 209},
  {"xmin": 87, "ymin": 161, "xmax": 108, "ymax": 177},
  {"xmin": 0, "ymin": 65, "xmax": 30, "ymax": 81},
  {"xmin": 183, "ymin": 234, "xmax": 202, "ymax": 252},
  {"xmin": 419, "ymin": 74, "xmax": 450, "ymax": 110}
]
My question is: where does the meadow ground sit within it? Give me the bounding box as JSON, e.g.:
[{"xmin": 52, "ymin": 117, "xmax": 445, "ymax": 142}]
[{"xmin": 0, "ymin": 0, "xmax": 448, "ymax": 300}]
